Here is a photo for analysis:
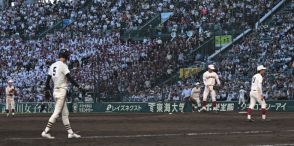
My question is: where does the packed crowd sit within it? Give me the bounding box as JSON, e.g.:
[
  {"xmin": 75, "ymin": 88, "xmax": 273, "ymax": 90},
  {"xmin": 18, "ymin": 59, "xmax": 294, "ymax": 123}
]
[
  {"xmin": 0, "ymin": 0, "xmax": 281, "ymax": 38},
  {"xmin": 164, "ymin": 0, "xmax": 279, "ymax": 34},
  {"xmin": 0, "ymin": 0, "xmax": 87, "ymax": 38},
  {"xmin": 66, "ymin": 0, "xmax": 281, "ymax": 37},
  {"xmin": 0, "ymin": 0, "xmax": 290, "ymax": 103},
  {"xmin": 68, "ymin": 0, "xmax": 163, "ymax": 34}
]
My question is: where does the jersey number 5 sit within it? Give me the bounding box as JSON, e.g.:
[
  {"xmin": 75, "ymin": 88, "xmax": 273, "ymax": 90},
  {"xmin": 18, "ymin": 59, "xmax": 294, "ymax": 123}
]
[
  {"xmin": 252, "ymin": 77, "xmax": 256, "ymax": 83},
  {"xmin": 53, "ymin": 67, "xmax": 57, "ymax": 76}
]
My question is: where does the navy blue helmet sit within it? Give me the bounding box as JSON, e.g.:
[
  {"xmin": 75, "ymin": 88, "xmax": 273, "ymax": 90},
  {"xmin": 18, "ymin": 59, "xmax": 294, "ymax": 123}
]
[{"xmin": 58, "ymin": 49, "xmax": 71, "ymax": 60}]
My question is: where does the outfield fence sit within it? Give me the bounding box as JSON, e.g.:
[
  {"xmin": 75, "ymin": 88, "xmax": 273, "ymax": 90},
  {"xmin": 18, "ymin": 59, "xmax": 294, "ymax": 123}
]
[{"xmin": 1, "ymin": 101, "xmax": 294, "ymax": 114}]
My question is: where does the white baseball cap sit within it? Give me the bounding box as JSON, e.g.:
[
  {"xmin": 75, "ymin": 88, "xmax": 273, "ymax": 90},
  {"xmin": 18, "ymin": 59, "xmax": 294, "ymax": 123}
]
[
  {"xmin": 257, "ymin": 65, "xmax": 266, "ymax": 71},
  {"xmin": 8, "ymin": 80, "xmax": 13, "ymax": 83},
  {"xmin": 208, "ymin": 64, "xmax": 215, "ymax": 70}
]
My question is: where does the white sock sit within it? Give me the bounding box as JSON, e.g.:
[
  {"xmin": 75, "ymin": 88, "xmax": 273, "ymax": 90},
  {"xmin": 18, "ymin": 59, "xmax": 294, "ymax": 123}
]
[
  {"xmin": 262, "ymin": 114, "xmax": 266, "ymax": 120},
  {"xmin": 247, "ymin": 115, "xmax": 251, "ymax": 119},
  {"xmin": 45, "ymin": 127, "xmax": 50, "ymax": 133},
  {"xmin": 68, "ymin": 129, "xmax": 74, "ymax": 134},
  {"xmin": 65, "ymin": 124, "xmax": 74, "ymax": 134},
  {"xmin": 45, "ymin": 122, "xmax": 54, "ymax": 133}
]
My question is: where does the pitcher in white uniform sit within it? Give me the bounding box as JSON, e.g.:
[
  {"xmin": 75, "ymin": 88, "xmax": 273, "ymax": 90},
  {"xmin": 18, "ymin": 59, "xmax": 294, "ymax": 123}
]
[
  {"xmin": 247, "ymin": 65, "xmax": 269, "ymax": 122},
  {"xmin": 201, "ymin": 65, "xmax": 221, "ymax": 112}
]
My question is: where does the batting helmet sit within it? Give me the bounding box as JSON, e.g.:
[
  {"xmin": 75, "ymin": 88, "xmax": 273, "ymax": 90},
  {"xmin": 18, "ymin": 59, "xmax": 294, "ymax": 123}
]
[{"xmin": 59, "ymin": 49, "xmax": 71, "ymax": 60}]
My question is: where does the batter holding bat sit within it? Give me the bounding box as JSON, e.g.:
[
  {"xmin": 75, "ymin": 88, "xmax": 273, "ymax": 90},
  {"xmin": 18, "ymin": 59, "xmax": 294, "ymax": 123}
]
[{"xmin": 41, "ymin": 49, "xmax": 83, "ymax": 139}]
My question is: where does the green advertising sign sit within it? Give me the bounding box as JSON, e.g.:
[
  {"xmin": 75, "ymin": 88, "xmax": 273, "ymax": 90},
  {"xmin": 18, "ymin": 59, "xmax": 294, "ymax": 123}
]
[
  {"xmin": 72, "ymin": 101, "xmax": 293, "ymax": 113},
  {"xmin": 239, "ymin": 101, "xmax": 288, "ymax": 111},
  {"xmin": 0, "ymin": 101, "xmax": 293, "ymax": 113},
  {"xmin": 0, "ymin": 102, "xmax": 70, "ymax": 114},
  {"xmin": 215, "ymin": 35, "xmax": 232, "ymax": 47}
]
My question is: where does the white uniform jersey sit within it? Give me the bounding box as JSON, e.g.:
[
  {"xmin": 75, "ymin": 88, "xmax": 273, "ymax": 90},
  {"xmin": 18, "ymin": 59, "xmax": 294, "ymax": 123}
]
[
  {"xmin": 239, "ymin": 89, "xmax": 246, "ymax": 98},
  {"xmin": 191, "ymin": 87, "xmax": 201, "ymax": 98},
  {"xmin": 250, "ymin": 73, "xmax": 263, "ymax": 94},
  {"xmin": 6, "ymin": 86, "xmax": 15, "ymax": 98},
  {"xmin": 48, "ymin": 61, "xmax": 70, "ymax": 89},
  {"xmin": 203, "ymin": 71, "xmax": 221, "ymax": 86}
]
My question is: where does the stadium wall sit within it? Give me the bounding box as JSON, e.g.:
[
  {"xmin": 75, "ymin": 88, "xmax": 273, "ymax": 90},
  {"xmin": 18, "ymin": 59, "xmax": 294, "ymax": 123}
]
[{"xmin": 1, "ymin": 101, "xmax": 294, "ymax": 114}]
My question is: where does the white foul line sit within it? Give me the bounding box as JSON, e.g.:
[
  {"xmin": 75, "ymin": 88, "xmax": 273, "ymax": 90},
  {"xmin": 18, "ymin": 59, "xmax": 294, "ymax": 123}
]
[{"xmin": 6, "ymin": 130, "xmax": 273, "ymax": 140}]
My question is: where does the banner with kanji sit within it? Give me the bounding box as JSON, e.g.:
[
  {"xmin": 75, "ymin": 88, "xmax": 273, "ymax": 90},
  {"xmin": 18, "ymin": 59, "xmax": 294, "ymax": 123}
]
[
  {"xmin": 179, "ymin": 67, "xmax": 201, "ymax": 79},
  {"xmin": 215, "ymin": 35, "xmax": 232, "ymax": 47},
  {"xmin": 0, "ymin": 101, "xmax": 293, "ymax": 113}
]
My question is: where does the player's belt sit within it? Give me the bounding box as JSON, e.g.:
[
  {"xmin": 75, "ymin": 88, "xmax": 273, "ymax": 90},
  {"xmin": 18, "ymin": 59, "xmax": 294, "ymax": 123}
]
[{"xmin": 55, "ymin": 87, "xmax": 67, "ymax": 89}]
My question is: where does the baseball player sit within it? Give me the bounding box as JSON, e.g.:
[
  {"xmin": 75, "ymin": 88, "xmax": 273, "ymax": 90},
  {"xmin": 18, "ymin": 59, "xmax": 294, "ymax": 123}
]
[
  {"xmin": 201, "ymin": 65, "xmax": 221, "ymax": 112},
  {"xmin": 238, "ymin": 86, "xmax": 247, "ymax": 111},
  {"xmin": 247, "ymin": 65, "xmax": 269, "ymax": 122},
  {"xmin": 41, "ymin": 49, "xmax": 82, "ymax": 139},
  {"xmin": 190, "ymin": 82, "xmax": 202, "ymax": 112},
  {"xmin": 5, "ymin": 80, "xmax": 16, "ymax": 117}
]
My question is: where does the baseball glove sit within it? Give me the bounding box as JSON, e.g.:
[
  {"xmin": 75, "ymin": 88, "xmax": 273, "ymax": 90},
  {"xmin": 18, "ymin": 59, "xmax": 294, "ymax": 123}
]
[
  {"xmin": 189, "ymin": 96, "xmax": 196, "ymax": 104},
  {"xmin": 14, "ymin": 89, "xmax": 18, "ymax": 96},
  {"xmin": 9, "ymin": 88, "xmax": 15, "ymax": 94},
  {"xmin": 213, "ymin": 85, "xmax": 220, "ymax": 91},
  {"xmin": 44, "ymin": 90, "xmax": 51, "ymax": 101}
]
